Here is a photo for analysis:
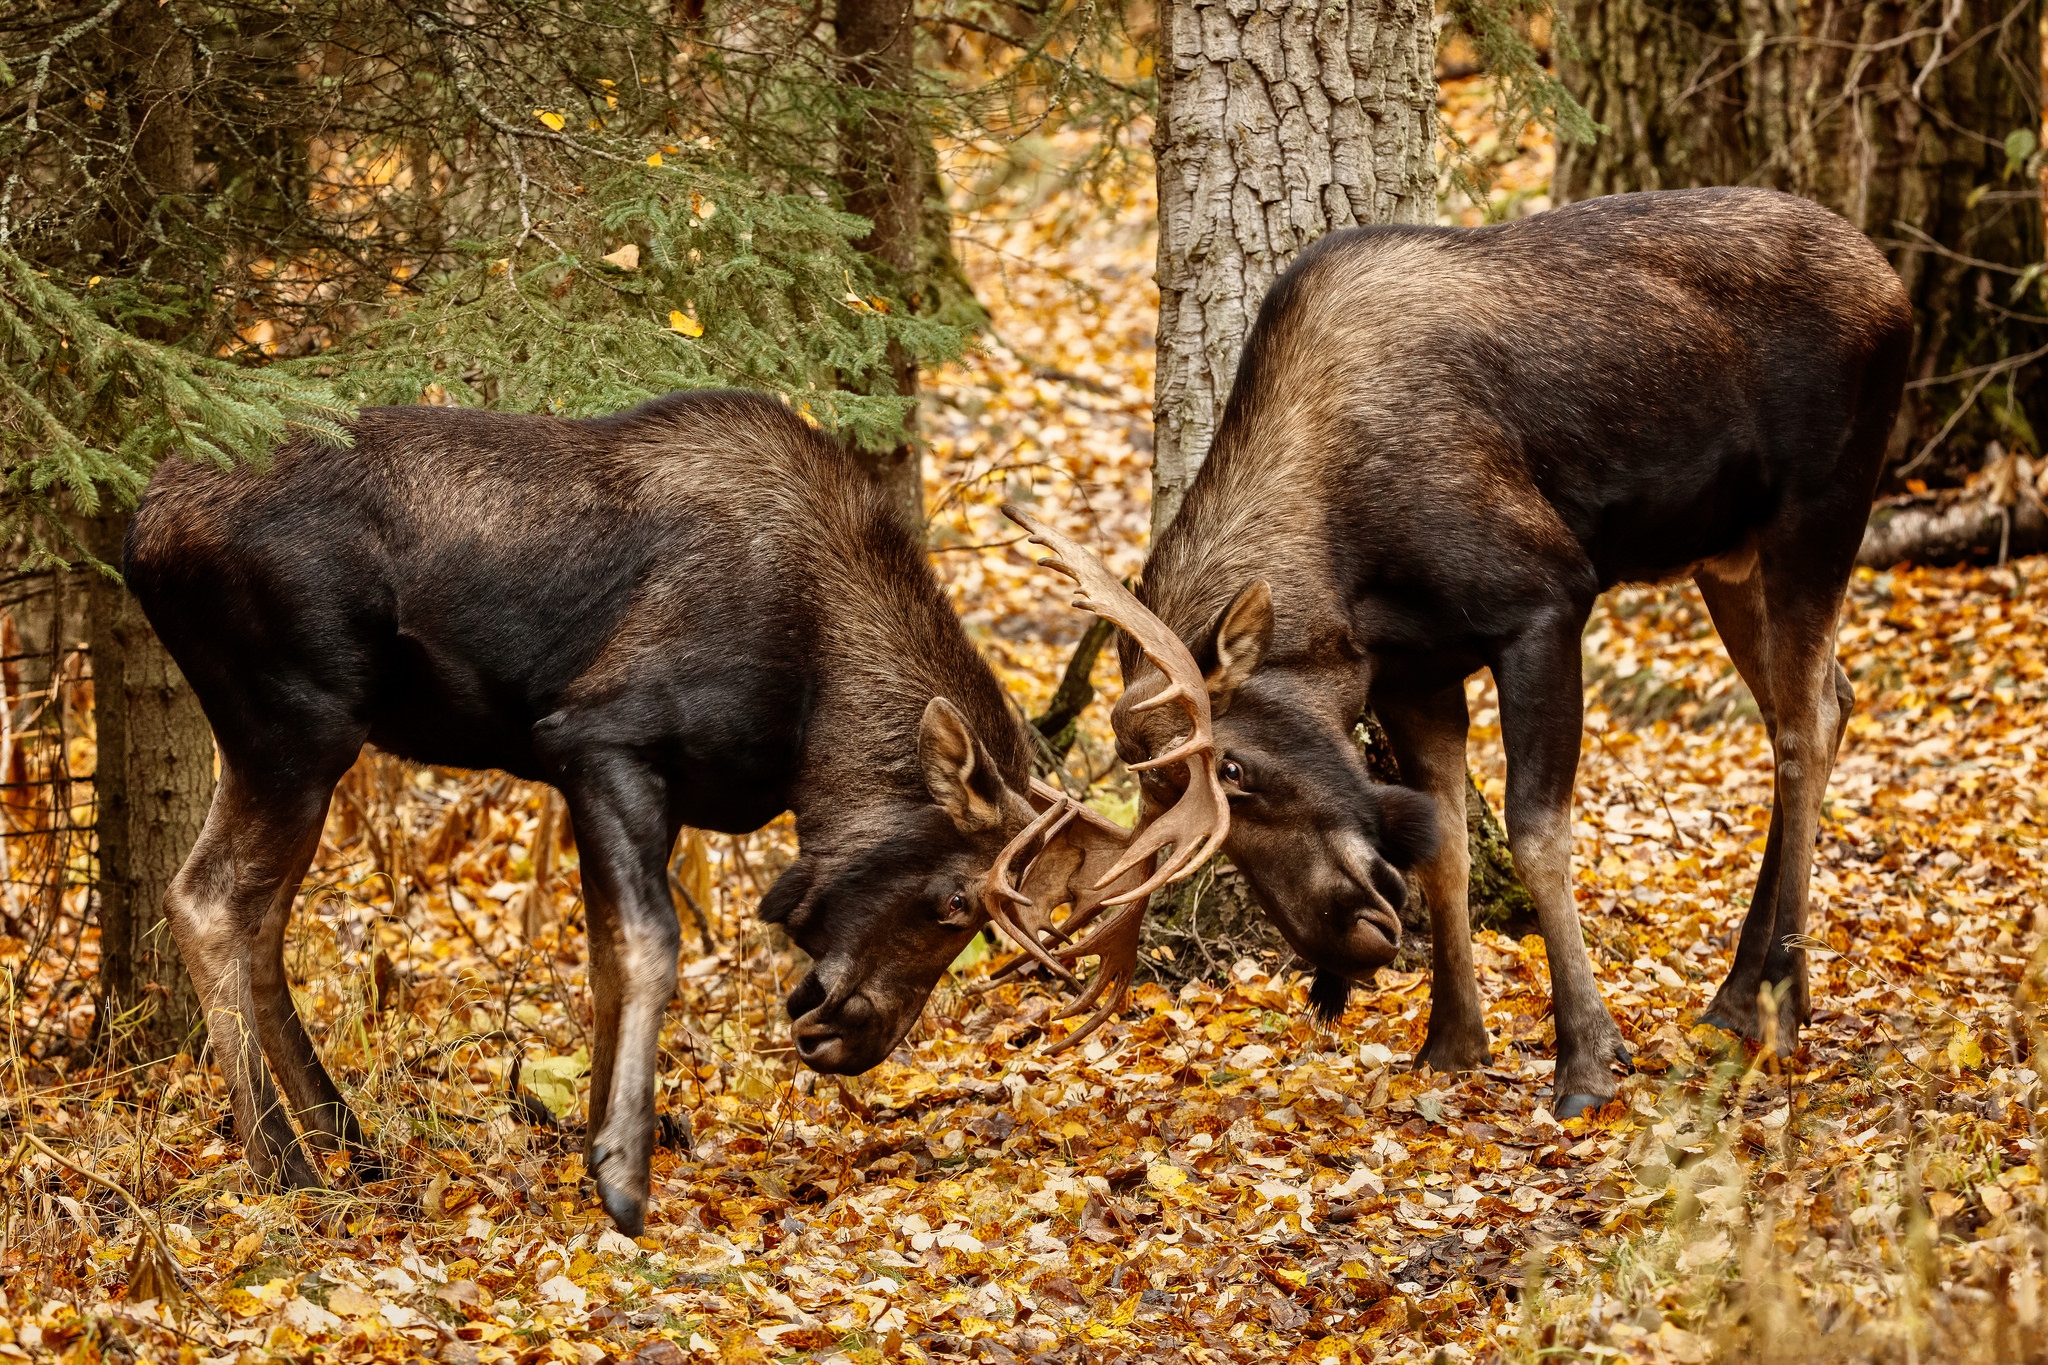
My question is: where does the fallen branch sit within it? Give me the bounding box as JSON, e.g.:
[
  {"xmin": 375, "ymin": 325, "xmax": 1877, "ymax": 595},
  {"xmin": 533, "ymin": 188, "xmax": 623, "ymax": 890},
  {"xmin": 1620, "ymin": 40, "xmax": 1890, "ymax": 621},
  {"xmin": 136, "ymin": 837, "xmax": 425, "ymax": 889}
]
[{"xmin": 1858, "ymin": 450, "xmax": 2048, "ymax": 568}]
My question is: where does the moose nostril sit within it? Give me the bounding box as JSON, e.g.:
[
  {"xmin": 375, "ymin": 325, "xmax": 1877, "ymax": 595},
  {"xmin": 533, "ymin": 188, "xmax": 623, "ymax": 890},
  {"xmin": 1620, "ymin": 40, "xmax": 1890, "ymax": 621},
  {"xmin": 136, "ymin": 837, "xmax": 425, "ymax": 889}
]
[
  {"xmin": 786, "ymin": 972, "xmax": 826, "ymax": 1022},
  {"xmin": 1371, "ymin": 859, "xmax": 1409, "ymax": 914}
]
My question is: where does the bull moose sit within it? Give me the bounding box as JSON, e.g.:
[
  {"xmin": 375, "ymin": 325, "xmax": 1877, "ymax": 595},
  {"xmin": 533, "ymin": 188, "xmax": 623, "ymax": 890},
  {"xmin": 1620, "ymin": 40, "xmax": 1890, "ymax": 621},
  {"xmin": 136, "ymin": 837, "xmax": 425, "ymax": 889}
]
[
  {"xmin": 124, "ymin": 390, "xmax": 1209, "ymax": 1235},
  {"xmin": 1075, "ymin": 188, "xmax": 1912, "ymax": 1116}
]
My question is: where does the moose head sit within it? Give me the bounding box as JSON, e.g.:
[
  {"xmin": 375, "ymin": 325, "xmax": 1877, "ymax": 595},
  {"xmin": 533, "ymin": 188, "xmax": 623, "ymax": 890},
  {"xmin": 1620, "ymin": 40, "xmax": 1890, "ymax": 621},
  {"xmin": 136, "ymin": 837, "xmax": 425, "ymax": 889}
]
[
  {"xmin": 996, "ymin": 506, "xmax": 1438, "ymax": 1024},
  {"xmin": 763, "ymin": 695, "xmax": 1040, "ymax": 1074}
]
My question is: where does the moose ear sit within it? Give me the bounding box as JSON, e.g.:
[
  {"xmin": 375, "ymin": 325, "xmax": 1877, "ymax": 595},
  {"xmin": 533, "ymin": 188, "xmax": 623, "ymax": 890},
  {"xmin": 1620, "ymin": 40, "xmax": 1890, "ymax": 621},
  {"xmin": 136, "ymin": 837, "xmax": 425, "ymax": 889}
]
[
  {"xmin": 918, "ymin": 697, "xmax": 1006, "ymax": 835},
  {"xmin": 1205, "ymin": 580, "xmax": 1273, "ymax": 716}
]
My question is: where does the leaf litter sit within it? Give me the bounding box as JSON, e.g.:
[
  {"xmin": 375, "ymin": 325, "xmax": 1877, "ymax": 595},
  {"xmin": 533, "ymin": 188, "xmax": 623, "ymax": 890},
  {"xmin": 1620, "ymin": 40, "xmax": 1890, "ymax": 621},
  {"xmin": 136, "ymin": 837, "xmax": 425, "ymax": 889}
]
[{"xmin": 4, "ymin": 132, "xmax": 2048, "ymax": 1365}]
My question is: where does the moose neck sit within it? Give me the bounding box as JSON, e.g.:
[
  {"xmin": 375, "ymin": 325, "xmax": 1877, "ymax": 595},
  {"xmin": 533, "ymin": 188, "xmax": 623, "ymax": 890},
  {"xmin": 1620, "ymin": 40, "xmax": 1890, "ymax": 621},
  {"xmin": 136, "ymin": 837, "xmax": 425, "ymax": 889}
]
[
  {"xmin": 784, "ymin": 480, "xmax": 1027, "ymax": 847},
  {"xmin": 1144, "ymin": 385, "xmax": 1355, "ymax": 675}
]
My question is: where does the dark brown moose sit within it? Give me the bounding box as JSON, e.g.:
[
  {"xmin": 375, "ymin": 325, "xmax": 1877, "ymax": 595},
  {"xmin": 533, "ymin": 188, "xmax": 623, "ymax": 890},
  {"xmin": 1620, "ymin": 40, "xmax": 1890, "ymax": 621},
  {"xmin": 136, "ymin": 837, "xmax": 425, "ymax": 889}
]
[
  {"xmin": 1099, "ymin": 188, "xmax": 1913, "ymax": 1117},
  {"xmin": 123, "ymin": 391, "xmax": 1207, "ymax": 1235}
]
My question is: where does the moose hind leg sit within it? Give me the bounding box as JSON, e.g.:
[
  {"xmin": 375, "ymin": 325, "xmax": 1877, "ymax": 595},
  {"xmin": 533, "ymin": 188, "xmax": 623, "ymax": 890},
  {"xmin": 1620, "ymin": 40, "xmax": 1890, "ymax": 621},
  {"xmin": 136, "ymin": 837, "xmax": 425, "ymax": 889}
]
[
  {"xmin": 1697, "ymin": 563, "xmax": 1852, "ymax": 1050},
  {"xmin": 1747, "ymin": 598, "xmax": 1850, "ymax": 1048},
  {"xmin": 553, "ymin": 748, "xmax": 680, "ymax": 1237},
  {"xmin": 1377, "ymin": 686, "xmax": 1490, "ymax": 1073},
  {"xmin": 1695, "ymin": 566, "xmax": 1783, "ymax": 1040},
  {"xmin": 165, "ymin": 771, "xmax": 335, "ymax": 1188}
]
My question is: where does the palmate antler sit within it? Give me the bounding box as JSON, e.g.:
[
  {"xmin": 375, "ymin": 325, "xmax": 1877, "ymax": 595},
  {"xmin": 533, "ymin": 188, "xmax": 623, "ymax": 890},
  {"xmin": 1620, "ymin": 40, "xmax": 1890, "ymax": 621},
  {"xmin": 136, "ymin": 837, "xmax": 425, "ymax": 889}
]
[{"xmin": 981, "ymin": 505, "xmax": 1231, "ymax": 1050}]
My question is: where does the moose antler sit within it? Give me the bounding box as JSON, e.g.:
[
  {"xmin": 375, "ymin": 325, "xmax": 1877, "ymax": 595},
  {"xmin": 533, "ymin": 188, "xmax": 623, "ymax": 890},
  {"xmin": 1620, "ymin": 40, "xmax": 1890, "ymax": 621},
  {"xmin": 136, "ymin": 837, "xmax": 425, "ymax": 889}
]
[
  {"xmin": 999, "ymin": 505, "xmax": 1230, "ymax": 900},
  {"xmin": 981, "ymin": 778, "xmax": 1151, "ymax": 1050},
  {"xmin": 979, "ymin": 506, "xmax": 1231, "ymax": 1048}
]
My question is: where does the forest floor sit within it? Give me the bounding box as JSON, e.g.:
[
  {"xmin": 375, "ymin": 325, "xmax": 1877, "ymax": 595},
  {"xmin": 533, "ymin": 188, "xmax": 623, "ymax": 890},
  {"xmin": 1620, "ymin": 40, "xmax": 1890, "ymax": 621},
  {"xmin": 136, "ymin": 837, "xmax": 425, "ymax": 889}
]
[{"xmin": 4, "ymin": 96, "xmax": 2048, "ymax": 1365}]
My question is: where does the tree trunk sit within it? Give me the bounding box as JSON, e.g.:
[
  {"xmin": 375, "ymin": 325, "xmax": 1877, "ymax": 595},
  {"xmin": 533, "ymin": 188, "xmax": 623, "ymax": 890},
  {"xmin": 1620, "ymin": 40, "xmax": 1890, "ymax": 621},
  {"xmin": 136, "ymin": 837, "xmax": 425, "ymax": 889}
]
[
  {"xmin": 1151, "ymin": 0, "xmax": 1439, "ymax": 538},
  {"xmin": 1144, "ymin": 0, "xmax": 1534, "ymax": 977},
  {"xmin": 1555, "ymin": 0, "xmax": 2046, "ymax": 486},
  {"xmin": 89, "ymin": 2, "xmax": 214, "ymax": 1062},
  {"xmin": 87, "ymin": 515, "xmax": 214, "ymax": 1061},
  {"xmin": 836, "ymin": 0, "xmax": 926, "ymax": 527}
]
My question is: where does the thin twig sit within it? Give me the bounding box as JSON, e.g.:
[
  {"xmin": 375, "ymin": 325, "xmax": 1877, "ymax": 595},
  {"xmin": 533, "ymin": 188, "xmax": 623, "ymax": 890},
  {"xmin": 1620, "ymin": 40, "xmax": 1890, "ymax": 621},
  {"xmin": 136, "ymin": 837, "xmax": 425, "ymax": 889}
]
[{"xmin": 0, "ymin": 0, "xmax": 123, "ymax": 246}]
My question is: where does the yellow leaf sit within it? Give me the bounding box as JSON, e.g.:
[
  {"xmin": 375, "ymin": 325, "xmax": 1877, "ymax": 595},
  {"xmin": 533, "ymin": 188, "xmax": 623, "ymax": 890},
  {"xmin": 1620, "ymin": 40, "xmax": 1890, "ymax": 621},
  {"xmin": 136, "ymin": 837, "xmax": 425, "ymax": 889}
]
[
  {"xmin": 219, "ymin": 1288, "xmax": 267, "ymax": 1318},
  {"xmin": 841, "ymin": 293, "xmax": 873, "ymax": 313},
  {"xmin": 520, "ymin": 1048, "xmax": 590, "ymax": 1117},
  {"xmin": 86, "ymin": 276, "xmax": 100, "ymax": 288},
  {"xmin": 605, "ymin": 95, "xmax": 617, "ymax": 109},
  {"xmin": 1060, "ymin": 1121, "xmax": 1088, "ymax": 1140},
  {"xmin": 690, "ymin": 192, "xmax": 716, "ymax": 220},
  {"xmin": 327, "ymin": 1286, "xmax": 382, "ymax": 1320},
  {"xmin": 646, "ymin": 151, "xmax": 663, "ymax": 167},
  {"xmin": 867, "ymin": 296, "xmax": 891, "ymax": 314},
  {"xmin": 600, "ymin": 243, "xmax": 639, "ymax": 271},
  {"xmin": 1110, "ymin": 1292, "xmax": 1142, "ymax": 1326},
  {"xmin": 534, "ymin": 110, "xmax": 565, "ymax": 131},
  {"xmin": 1146, "ymin": 1163, "xmax": 1187, "ymax": 1191},
  {"xmin": 1948, "ymin": 1027, "xmax": 1984, "ymax": 1071},
  {"xmin": 668, "ymin": 310, "xmax": 703, "ymax": 338}
]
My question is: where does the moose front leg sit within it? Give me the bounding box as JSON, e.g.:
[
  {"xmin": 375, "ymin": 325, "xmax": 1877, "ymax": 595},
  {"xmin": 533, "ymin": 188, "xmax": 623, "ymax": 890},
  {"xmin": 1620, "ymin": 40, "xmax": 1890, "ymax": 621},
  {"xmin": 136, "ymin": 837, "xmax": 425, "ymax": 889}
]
[
  {"xmin": 555, "ymin": 751, "xmax": 682, "ymax": 1237},
  {"xmin": 1376, "ymin": 686, "xmax": 1489, "ymax": 1073},
  {"xmin": 1495, "ymin": 621, "xmax": 1629, "ymax": 1118}
]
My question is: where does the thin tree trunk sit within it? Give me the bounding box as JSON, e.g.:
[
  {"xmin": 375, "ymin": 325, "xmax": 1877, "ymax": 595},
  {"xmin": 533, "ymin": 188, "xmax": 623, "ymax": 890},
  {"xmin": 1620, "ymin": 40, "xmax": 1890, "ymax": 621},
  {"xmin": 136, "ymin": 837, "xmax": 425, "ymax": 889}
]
[
  {"xmin": 836, "ymin": 0, "xmax": 925, "ymax": 527},
  {"xmin": 1555, "ymin": 0, "xmax": 2046, "ymax": 485},
  {"xmin": 1150, "ymin": 0, "xmax": 1439, "ymax": 538},
  {"xmin": 89, "ymin": 1, "xmax": 214, "ymax": 1062},
  {"xmin": 1145, "ymin": 0, "xmax": 1533, "ymax": 971}
]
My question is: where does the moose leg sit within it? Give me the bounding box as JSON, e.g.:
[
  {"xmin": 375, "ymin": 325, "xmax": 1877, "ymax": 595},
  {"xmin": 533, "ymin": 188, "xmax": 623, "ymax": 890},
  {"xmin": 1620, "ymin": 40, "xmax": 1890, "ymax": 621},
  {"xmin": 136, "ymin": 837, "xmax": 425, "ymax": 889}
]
[
  {"xmin": 1494, "ymin": 619, "xmax": 1629, "ymax": 1116},
  {"xmin": 247, "ymin": 793, "xmax": 374, "ymax": 1166},
  {"xmin": 554, "ymin": 751, "xmax": 681, "ymax": 1237},
  {"xmin": 163, "ymin": 769, "xmax": 334, "ymax": 1189},
  {"xmin": 1377, "ymin": 685, "xmax": 1489, "ymax": 1072},
  {"xmin": 1702, "ymin": 564, "xmax": 1850, "ymax": 1050},
  {"xmin": 1696, "ymin": 565, "xmax": 1783, "ymax": 1039}
]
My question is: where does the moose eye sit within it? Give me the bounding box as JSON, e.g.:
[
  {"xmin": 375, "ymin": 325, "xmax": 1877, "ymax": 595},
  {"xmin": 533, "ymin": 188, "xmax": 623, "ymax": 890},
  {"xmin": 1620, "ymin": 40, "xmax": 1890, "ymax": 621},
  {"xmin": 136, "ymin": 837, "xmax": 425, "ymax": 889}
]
[
  {"xmin": 947, "ymin": 891, "xmax": 970, "ymax": 916},
  {"xmin": 1220, "ymin": 758, "xmax": 1246, "ymax": 786}
]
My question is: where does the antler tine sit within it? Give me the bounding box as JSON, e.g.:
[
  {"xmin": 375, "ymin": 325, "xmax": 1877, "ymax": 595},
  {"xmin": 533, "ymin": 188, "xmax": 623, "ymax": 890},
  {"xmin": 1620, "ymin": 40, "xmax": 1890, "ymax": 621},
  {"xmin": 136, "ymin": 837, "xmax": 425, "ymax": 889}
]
[
  {"xmin": 984, "ymin": 798, "xmax": 1083, "ymax": 985},
  {"xmin": 1044, "ymin": 902, "xmax": 1143, "ymax": 1054}
]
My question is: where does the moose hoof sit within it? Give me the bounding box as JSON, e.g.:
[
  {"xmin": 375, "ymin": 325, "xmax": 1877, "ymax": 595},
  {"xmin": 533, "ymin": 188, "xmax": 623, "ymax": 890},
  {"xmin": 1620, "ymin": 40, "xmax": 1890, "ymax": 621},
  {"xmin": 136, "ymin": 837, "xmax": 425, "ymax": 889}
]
[
  {"xmin": 1554, "ymin": 1093, "xmax": 1606, "ymax": 1121},
  {"xmin": 597, "ymin": 1177, "xmax": 647, "ymax": 1238}
]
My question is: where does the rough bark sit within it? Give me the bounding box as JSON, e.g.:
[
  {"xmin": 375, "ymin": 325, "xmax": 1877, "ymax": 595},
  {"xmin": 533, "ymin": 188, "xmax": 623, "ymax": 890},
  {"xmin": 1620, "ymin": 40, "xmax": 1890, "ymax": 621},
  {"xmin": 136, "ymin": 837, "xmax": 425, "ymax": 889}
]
[
  {"xmin": 87, "ymin": 516, "xmax": 214, "ymax": 1060},
  {"xmin": 1151, "ymin": 0, "xmax": 1440, "ymax": 537},
  {"xmin": 836, "ymin": 0, "xmax": 926, "ymax": 526},
  {"xmin": 1555, "ymin": 0, "xmax": 2046, "ymax": 485},
  {"xmin": 88, "ymin": 2, "xmax": 214, "ymax": 1062},
  {"xmin": 1147, "ymin": 0, "xmax": 1533, "ymax": 963}
]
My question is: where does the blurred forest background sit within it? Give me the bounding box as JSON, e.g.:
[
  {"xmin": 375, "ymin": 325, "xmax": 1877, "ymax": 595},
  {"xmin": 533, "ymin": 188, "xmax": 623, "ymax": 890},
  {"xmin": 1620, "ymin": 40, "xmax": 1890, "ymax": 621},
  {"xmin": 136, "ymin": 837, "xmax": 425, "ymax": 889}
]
[{"xmin": 0, "ymin": 2, "xmax": 2045, "ymax": 1363}]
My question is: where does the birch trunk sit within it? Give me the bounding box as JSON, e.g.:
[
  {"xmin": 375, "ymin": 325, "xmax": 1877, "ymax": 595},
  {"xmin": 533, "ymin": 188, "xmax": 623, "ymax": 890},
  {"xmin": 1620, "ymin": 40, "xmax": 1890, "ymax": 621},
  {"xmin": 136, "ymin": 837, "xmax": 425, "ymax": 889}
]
[{"xmin": 1150, "ymin": 0, "xmax": 1439, "ymax": 538}]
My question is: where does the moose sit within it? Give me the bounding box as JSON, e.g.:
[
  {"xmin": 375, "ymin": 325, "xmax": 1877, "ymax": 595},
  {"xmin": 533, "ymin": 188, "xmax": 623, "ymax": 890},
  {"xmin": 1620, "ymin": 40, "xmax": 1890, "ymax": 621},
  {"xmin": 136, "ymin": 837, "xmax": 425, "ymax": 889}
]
[
  {"xmin": 124, "ymin": 390, "xmax": 1216, "ymax": 1235},
  {"xmin": 1084, "ymin": 188, "xmax": 1913, "ymax": 1116}
]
